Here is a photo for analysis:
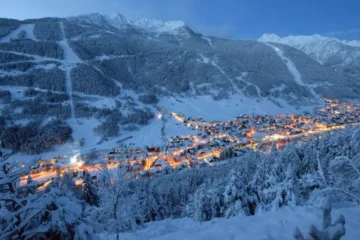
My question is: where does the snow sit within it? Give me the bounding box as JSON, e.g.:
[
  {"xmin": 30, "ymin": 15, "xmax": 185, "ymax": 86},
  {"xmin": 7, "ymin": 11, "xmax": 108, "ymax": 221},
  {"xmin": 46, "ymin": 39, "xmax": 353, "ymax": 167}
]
[
  {"xmin": 259, "ymin": 33, "xmax": 360, "ymax": 49},
  {"xmin": 0, "ymin": 50, "xmax": 56, "ymax": 62},
  {"xmin": 258, "ymin": 33, "xmax": 360, "ymax": 64},
  {"xmin": 202, "ymin": 36, "xmax": 214, "ymax": 48},
  {"xmin": 10, "ymin": 117, "xmax": 106, "ymax": 166},
  {"xmin": 68, "ymin": 13, "xmax": 128, "ymax": 30},
  {"xmin": 93, "ymin": 55, "xmax": 124, "ymax": 61},
  {"xmin": 198, "ymin": 54, "xmax": 210, "ymax": 64},
  {"xmin": 60, "ymin": 65, "xmax": 75, "ymax": 119},
  {"xmin": 0, "ymin": 86, "xmax": 31, "ymax": 99},
  {"xmin": 132, "ymin": 17, "xmax": 186, "ymax": 34},
  {"xmin": 33, "ymin": 63, "xmax": 57, "ymax": 70},
  {"xmin": 236, "ymin": 72, "xmax": 262, "ymax": 97},
  {"xmin": 100, "ymin": 206, "xmax": 360, "ymax": 240},
  {"xmin": 211, "ymin": 60, "xmax": 244, "ymax": 96},
  {"xmin": 58, "ymin": 22, "xmax": 82, "ymax": 63},
  {"xmin": 342, "ymin": 39, "xmax": 360, "ymax": 47},
  {"xmin": 264, "ymin": 42, "xmax": 319, "ymax": 100},
  {"xmin": 104, "ymin": 12, "xmax": 129, "ymax": 28},
  {"xmin": 58, "ymin": 21, "xmax": 83, "ymax": 132},
  {"xmin": 120, "ymin": 115, "xmax": 196, "ymax": 148},
  {"xmin": 0, "ymin": 69, "xmax": 27, "ymax": 77},
  {"xmin": 82, "ymin": 97, "xmax": 116, "ymax": 109},
  {"xmin": 67, "ymin": 118, "xmax": 101, "ymax": 149},
  {"xmin": 0, "ymin": 24, "xmax": 37, "ymax": 43},
  {"xmin": 159, "ymin": 95, "xmax": 310, "ymax": 122}
]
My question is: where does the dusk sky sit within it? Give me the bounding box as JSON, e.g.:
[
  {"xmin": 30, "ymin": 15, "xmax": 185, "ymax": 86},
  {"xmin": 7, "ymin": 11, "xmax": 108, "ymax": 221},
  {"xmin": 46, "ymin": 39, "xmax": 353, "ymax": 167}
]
[{"xmin": 1, "ymin": 0, "xmax": 359, "ymax": 40}]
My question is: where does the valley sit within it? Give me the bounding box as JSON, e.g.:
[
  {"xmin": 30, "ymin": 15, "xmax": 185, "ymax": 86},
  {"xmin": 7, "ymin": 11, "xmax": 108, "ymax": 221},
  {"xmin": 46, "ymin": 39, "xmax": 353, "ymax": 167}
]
[
  {"xmin": 18, "ymin": 98, "xmax": 360, "ymax": 190},
  {"xmin": 0, "ymin": 9, "xmax": 360, "ymax": 240},
  {"xmin": 0, "ymin": 15, "xmax": 359, "ymax": 191}
]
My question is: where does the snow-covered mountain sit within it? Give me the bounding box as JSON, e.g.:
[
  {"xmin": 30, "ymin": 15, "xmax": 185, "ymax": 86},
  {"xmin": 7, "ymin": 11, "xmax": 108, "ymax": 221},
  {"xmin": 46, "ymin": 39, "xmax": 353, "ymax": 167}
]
[
  {"xmin": 1, "ymin": 13, "xmax": 360, "ymax": 156},
  {"xmin": 259, "ymin": 33, "xmax": 360, "ymax": 78},
  {"xmin": 131, "ymin": 17, "xmax": 187, "ymax": 35},
  {"xmin": 68, "ymin": 12, "xmax": 129, "ymax": 29},
  {"xmin": 69, "ymin": 12, "xmax": 189, "ymax": 36}
]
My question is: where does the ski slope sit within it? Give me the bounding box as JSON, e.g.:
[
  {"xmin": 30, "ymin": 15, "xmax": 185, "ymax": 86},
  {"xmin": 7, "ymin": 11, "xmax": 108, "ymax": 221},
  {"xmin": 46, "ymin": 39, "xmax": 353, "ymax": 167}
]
[
  {"xmin": 0, "ymin": 24, "xmax": 37, "ymax": 43},
  {"xmin": 211, "ymin": 60, "xmax": 244, "ymax": 97},
  {"xmin": 264, "ymin": 42, "xmax": 319, "ymax": 100}
]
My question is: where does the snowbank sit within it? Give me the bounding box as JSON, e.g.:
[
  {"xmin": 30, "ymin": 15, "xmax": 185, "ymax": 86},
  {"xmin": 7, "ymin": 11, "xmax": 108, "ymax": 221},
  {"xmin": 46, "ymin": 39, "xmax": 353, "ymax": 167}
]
[{"xmin": 101, "ymin": 206, "xmax": 360, "ymax": 240}]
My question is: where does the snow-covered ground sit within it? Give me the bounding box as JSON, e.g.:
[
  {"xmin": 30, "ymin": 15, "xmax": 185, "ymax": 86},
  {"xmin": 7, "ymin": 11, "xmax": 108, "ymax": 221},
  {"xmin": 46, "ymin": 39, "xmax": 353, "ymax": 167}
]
[
  {"xmin": 0, "ymin": 24, "xmax": 37, "ymax": 43},
  {"xmin": 120, "ymin": 116, "xmax": 197, "ymax": 148},
  {"xmin": 159, "ymin": 95, "xmax": 313, "ymax": 122},
  {"xmin": 101, "ymin": 206, "xmax": 360, "ymax": 240},
  {"xmin": 202, "ymin": 36, "xmax": 214, "ymax": 48},
  {"xmin": 58, "ymin": 22, "xmax": 82, "ymax": 64}
]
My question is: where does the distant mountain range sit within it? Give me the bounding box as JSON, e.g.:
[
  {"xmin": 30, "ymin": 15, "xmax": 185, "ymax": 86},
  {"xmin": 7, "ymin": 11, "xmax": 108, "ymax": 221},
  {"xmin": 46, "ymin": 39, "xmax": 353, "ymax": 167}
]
[
  {"xmin": 259, "ymin": 33, "xmax": 360, "ymax": 79},
  {"xmin": 0, "ymin": 12, "xmax": 360, "ymax": 155}
]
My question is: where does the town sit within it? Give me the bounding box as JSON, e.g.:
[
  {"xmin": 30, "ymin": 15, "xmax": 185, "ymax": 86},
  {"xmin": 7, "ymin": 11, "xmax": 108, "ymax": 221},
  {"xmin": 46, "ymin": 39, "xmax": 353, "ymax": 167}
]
[{"xmin": 20, "ymin": 99, "xmax": 360, "ymax": 189}]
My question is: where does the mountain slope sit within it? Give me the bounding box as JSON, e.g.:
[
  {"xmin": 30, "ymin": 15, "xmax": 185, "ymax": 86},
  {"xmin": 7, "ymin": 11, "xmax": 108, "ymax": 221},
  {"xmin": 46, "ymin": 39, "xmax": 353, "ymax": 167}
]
[
  {"xmin": 0, "ymin": 14, "xmax": 359, "ymax": 156},
  {"xmin": 259, "ymin": 33, "xmax": 360, "ymax": 79}
]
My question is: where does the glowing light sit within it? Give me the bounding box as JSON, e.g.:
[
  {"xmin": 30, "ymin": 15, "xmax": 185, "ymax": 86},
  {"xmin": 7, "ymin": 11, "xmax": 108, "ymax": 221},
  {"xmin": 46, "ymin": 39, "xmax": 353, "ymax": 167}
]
[
  {"xmin": 275, "ymin": 48, "xmax": 280, "ymax": 51},
  {"xmin": 17, "ymin": 101, "xmax": 360, "ymax": 189},
  {"xmin": 263, "ymin": 134, "xmax": 287, "ymax": 141},
  {"xmin": 70, "ymin": 153, "xmax": 81, "ymax": 165}
]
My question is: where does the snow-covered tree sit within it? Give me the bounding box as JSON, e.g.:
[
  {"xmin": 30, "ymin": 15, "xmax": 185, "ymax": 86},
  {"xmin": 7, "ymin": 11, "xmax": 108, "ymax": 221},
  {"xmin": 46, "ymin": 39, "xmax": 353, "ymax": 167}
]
[
  {"xmin": 87, "ymin": 162, "xmax": 135, "ymax": 239},
  {"xmin": 223, "ymin": 169, "xmax": 257, "ymax": 217},
  {"xmin": 0, "ymin": 158, "xmax": 95, "ymax": 239},
  {"xmin": 82, "ymin": 171, "xmax": 99, "ymax": 207}
]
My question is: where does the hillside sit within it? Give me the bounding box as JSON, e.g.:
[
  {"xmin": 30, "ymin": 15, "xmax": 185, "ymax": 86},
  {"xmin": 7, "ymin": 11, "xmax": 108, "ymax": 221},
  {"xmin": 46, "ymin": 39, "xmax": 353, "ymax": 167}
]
[
  {"xmin": 259, "ymin": 33, "xmax": 360, "ymax": 79},
  {"xmin": 1, "ymin": 12, "xmax": 360, "ymax": 240},
  {"xmin": 0, "ymin": 13, "xmax": 359, "ymax": 157}
]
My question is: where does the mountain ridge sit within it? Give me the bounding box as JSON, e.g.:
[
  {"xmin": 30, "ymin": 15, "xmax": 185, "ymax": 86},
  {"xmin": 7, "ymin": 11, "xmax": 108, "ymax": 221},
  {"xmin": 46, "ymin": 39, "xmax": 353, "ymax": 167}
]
[
  {"xmin": 258, "ymin": 33, "xmax": 360, "ymax": 79},
  {"xmin": 1, "ymin": 13, "xmax": 360, "ymax": 156}
]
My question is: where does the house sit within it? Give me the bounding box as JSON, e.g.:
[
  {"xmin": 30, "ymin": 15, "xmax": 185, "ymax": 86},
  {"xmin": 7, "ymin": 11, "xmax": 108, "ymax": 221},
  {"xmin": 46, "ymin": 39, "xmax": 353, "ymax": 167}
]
[{"xmin": 147, "ymin": 146, "xmax": 160, "ymax": 153}]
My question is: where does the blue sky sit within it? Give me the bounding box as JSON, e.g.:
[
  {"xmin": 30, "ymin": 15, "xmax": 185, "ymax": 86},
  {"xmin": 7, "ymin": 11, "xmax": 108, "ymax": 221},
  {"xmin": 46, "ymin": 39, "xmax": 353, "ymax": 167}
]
[{"xmin": 0, "ymin": 0, "xmax": 359, "ymax": 40}]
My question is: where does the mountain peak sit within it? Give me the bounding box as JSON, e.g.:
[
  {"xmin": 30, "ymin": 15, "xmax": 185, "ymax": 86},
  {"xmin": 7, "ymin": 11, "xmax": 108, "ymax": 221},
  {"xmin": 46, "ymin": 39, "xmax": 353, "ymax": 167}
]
[
  {"xmin": 258, "ymin": 33, "xmax": 281, "ymax": 42},
  {"xmin": 68, "ymin": 12, "xmax": 129, "ymax": 29},
  {"xmin": 104, "ymin": 12, "xmax": 129, "ymax": 26},
  {"xmin": 258, "ymin": 33, "xmax": 360, "ymax": 64},
  {"xmin": 131, "ymin": 17, "xmax": 186, "ymax": 34}
]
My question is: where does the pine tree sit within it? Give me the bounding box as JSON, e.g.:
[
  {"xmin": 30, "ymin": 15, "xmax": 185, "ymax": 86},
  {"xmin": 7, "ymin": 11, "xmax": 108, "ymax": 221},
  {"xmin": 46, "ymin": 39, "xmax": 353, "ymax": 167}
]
[
  {"xmin": 0, "ymin": 159, "xmax": 43, "ymax": 239},
  {"xmin": 82, "ymin": 171, "xmax": 99, "ymax": 207},
  {"xmin": 0, "ymin": 157, "xmax": 97, "ymax": 239},
  {"xmin": 59, "ymin": 172, "xmax": 83, "ymax": 199},
  {"xmin": 223, "ymin": 169, "xmax": 257, "ymax": 217}
]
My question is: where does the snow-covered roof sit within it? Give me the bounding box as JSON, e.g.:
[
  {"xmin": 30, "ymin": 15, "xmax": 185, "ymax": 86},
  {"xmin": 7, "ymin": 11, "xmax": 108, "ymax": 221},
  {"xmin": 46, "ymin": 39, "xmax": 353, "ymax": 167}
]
[{"xmin": 155, "ymin": 159, "xmax": 166, "ymax": 166}]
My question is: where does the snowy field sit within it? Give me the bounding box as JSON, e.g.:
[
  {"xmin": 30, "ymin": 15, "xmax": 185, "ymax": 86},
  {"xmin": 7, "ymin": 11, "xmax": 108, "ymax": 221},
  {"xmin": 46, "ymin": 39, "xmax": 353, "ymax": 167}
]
[
  {"xmin": 160, "ymin": 95, "xmax": 316, "ymax": 122},
  {"xmin": 102, "ymin": 206, "xmax": 360, "ymax": 240}
]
